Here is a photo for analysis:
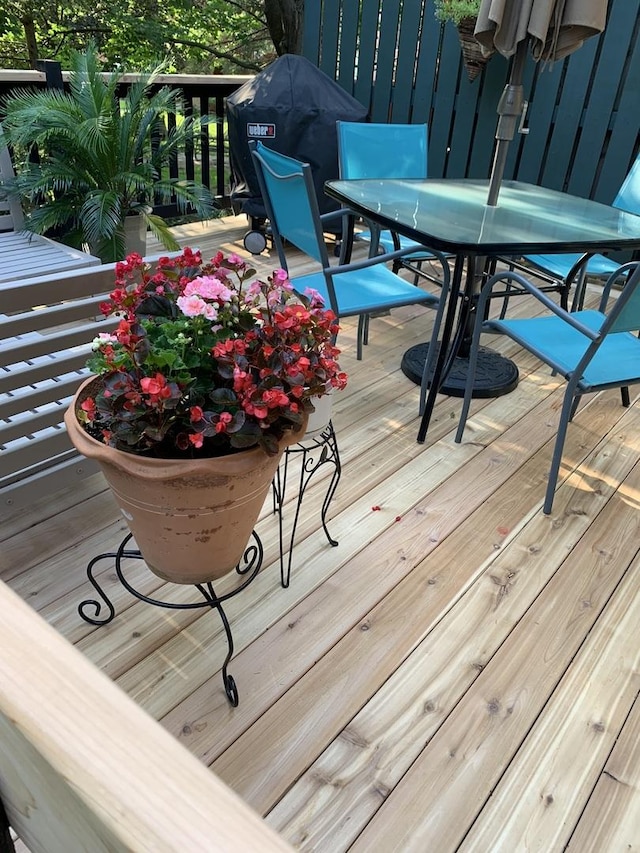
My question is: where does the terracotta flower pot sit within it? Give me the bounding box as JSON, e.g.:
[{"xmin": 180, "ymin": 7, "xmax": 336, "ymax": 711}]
[{"xmin": 65, "ymin": 378, "xmax": 306, "ymax": 584}]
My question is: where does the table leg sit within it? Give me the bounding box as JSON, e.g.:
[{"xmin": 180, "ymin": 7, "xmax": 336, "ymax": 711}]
[
  {"xmin": 414, "ymin": 254, "xmax": 519, "ymax": 443},
  {"xmin": 416, "ymin": 253, "xmax": 467, "ymax": 442}
]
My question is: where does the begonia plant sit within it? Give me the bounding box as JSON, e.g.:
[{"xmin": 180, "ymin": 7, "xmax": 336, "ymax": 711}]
[{"xmin": 80, "ymin": 247, "xmax": 347, "ymax": 458}]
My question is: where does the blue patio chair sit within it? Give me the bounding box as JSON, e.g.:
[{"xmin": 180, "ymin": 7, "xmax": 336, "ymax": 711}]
[
  {"xmin": 455, "ymin": 262, "xmax": 640, "ymax": 514},
  {"xmin": 336, "ymin": 121, "xmax": 450, "ymax": 286},
  {"xmin": 250, "ymin": 140, "xmax": 450, "ymax": 361},
  {"xmin": 514, "ymin": 154, "xmax": 640, "ymax": 311}
]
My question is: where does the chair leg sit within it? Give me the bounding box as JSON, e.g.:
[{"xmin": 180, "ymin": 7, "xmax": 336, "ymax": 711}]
[
  {"xmin": 363, "ymin": 314, "xmax": 370, "ymax": 346},
  {"xmin": 569, "ymin": 394, "xmax": 581, "ymax": 421},
  {"xmin": 621, "ymin": 386, "xmax": 630, "ymax": 407},
  {"xmin": 356, "ymin": 315, "xmax": 366, "ymax": 360},
  {"xmin": 569, "ymin": 268, "xmax": 587, "ymax": 312},
  {"xmin": 419, "ymin": 270, "xmax": 450, "ymax": 416},
  {"xmin": 543, "ymin": 391, "xmax": 575, "ymax": 515},
  {"xmin": 454, "ymin": 319, "xmax": 483, "ymax": 443}
]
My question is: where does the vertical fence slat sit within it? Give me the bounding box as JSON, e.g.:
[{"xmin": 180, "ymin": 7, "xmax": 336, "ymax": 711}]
[
  {"xmin": 371, "ymin": 0, "xmax": 403, "ymax": 121},
  {"xmin": 539, "ymin": 42, "xmax": 600, "ymax": 191},
  {"xmin": 410, "ymin": 12, "xmax": 442, "ymax": 130},
  {"xmin": 447, "ymin": 60, "xmax": 487, "ymax": 178},
  {"xmin": 428, "ymin": 23, "xmax": 463, "ymax": 177},
  {"xmin": 596, "ymin": 30, "xmax": 640, "ymax": 200},
  {"xmin": 302, "ymin": 0, "xmax": 323, "ymax": 64},
  {"xmin": 391, "ymin": 0, "xmax": 426, "ymax": 122},
  {"xmin": 337, "ymin": 1, "xmax": 361, "ymax": 94},
  {"xmin": 318, "ymin": 0, "xmax": 342, "ymax": 80},
  {"xmin": 354, "ymin": 0, "xmax": 382, "ymax": 114},
  {"xmin": 303, "ymin": 0, "xmax": 640, "ymax": 203}
]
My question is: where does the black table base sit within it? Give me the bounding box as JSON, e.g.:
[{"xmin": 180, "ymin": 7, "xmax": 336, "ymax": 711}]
[{"xmin": 401, "ymin": 342, "xmax": 519, "ymax": 398}]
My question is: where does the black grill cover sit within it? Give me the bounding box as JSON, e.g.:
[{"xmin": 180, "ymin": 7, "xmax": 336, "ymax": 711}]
[{"xmin": 227, "ymin": 54, "xmax": 368, "ymax": 223}]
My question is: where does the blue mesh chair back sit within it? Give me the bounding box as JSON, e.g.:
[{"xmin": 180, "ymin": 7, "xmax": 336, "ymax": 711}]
[
  {"xmin": 336, "ymin": 122, "xmax": 450, "ymax": 288},
  {"xmin": 612, "ymin": 154, "xmax": 640, "ymax": 213},
  {"xmin": 249, "ymin": 140, "xmax": 449, "ymax": 363},
  {"xmin": 522, "ymin": 154, "xmax": 640, "ymax": 308},
  {"xmin": 249, "ymin": 144, "xmax": 328, "ymax": 266},
  {"xmin": 337, "ymin": 122, "xmax": 428, "ymax": 181}
]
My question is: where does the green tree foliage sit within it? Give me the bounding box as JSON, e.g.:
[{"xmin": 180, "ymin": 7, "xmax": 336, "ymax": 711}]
[{"xmin": 0, "ymin": 0, "xmax": 298, "ymax": 72}]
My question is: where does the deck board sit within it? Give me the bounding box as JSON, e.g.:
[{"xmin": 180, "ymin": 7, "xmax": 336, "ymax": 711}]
[{"xmin": 2, "ymin": 214, "xmax": 639, "ymax": 851}]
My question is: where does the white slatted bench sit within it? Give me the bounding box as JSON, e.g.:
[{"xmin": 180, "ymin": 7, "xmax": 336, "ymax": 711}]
[{"xmin": 1, "ymin": 259, "xmax": 171, "ymax": 510}]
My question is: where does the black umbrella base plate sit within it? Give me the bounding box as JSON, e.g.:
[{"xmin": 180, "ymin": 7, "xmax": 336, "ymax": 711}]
[{"xmin": 401, "ymin": 343, "xmax": 519, "ymax": 398}]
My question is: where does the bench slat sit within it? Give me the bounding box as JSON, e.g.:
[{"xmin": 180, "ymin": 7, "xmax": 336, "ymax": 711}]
[
  {"xmin": 1, "ymin": 320, "xmax": 115, "ymax": 368},
  {"xmin": 0, "ymin": 373, "xmax": 87, "ymax": 420}
]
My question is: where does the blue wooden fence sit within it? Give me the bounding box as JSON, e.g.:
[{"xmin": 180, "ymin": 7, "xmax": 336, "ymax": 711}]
[{"xmin": 303, "ymin": 0, "xmax": 640, "ymax": 204}]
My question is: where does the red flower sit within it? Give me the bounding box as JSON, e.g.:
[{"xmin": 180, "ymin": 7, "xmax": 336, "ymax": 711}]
[
  {"xmin": 214, "ymin": 412, "xmax": 233, "ymax": 433},
  {"xmin": 80, "ymin": 397, "xmax": 97, "ymax": 420},
  {"xmin": 84, "ymin": 248, "xmax": 347, "ymax": 457},
  {"xmin": 189, "ymin": 433, "xmax": 204, "ymax": 448},
  {"xmin": 140, "ymin": 373, "xmax": 172, "ymax": 404}
]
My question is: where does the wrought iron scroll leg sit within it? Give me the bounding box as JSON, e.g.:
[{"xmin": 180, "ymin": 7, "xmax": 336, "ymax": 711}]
[
  {"xmin": 0, "ymin": 794, "xmax": 16, "ymax": 853},
  {"xmin": 78, "ymin": 548, "xmax": 126, "ymax": 625},
  {"xmin": 277, "ymin": 422, "xmax": 341, "ymax": 588},
  {"xmin": 319, "ymin": 422, "xmax": 341, "ymax": 547},
  {"xmin": 198, "ymin": 582, "xmax": 239, "ymax": 707}
]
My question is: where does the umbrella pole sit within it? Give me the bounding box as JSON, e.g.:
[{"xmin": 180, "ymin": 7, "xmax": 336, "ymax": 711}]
[{"xmin": 487, "ymin": 38, "xmax": 529, "ymax": 206}]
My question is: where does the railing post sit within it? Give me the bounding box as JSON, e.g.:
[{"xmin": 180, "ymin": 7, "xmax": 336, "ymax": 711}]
[{"xmin": 36, "ymin": 59, "xmax": 63, "ymax": 89}]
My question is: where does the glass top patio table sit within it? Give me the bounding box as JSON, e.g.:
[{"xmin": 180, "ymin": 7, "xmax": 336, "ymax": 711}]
[
  {"xmin": 325, "ymin": 178, "xmax": 640, "ymax": 441},
  {"xmin": 325, "ymin": 178, "xmax": 640, "ymax": 256}
]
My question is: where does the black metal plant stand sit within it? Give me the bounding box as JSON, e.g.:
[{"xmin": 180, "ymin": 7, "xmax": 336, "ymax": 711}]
[
  {"xmin": 78, "ymin": 531, "xmax": 263, "ymax": 707},
  {"xmin": 272, "ymin": 420, "xmax": 342, "ymax": 588}
]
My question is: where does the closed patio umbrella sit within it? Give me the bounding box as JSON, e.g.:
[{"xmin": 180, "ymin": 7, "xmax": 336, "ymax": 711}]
[{"xmin": 475, "ymin": 0, "xmax": 608, "ymax": 204}]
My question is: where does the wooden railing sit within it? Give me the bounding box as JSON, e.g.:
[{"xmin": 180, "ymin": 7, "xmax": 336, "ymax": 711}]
[
  {"xmin": 0, "ymin": 68, "xmax": 252, "ymax": 210},
  {"xmin": 0, "ymin": 579, "xmax": 293, "ymax": 852}
]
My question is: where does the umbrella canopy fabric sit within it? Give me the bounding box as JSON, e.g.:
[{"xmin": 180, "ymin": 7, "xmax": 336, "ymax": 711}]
[{"xmin": 475, "ymin": 0, "xmax": 607, "ymax": 61}]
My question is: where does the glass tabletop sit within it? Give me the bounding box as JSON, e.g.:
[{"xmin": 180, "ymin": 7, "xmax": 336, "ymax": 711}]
[{"xmin": 325, "ymin": 178, "xmax": 640, "ymax": 255}]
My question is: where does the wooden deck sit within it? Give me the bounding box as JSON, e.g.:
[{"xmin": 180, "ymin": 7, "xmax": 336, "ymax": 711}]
[{"xmin": 3, "ymin": 215, "xmax": 639, "ymax": 852}]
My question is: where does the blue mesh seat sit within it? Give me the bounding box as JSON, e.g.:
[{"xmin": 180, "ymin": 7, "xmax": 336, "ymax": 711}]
[
  {"xmin": 517, "ymin": 155, "xmax": 640, "ymax": 310},
  {"xmin": 455, "ymin": 262, "xmax": 640, "ymax": 514}
]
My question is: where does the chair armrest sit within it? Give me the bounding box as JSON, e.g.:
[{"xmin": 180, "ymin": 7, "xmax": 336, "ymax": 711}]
[
  {"xmin": 326, "ymin": 243, "xmax": 451, "ymax": 287},
  {"xmin": 319, "ymin": 209, "xmax": 345, "ymax": 226},
  {"xmin": 478, "ymin": 269, "xmax": 601, "ymax": 341}
]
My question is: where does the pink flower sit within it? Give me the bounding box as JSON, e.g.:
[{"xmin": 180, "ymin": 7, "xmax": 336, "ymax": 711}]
[
  {"xmin": 177, "ymin": 294, "xmax": 218, "ymax": 321},
  {"xmin": 273, "ymin": 269, "xmax": 292, "ymax": 287},
  {"xmin": 183, "ymin": 275, "xmax": 233, "ymax": 303}
]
